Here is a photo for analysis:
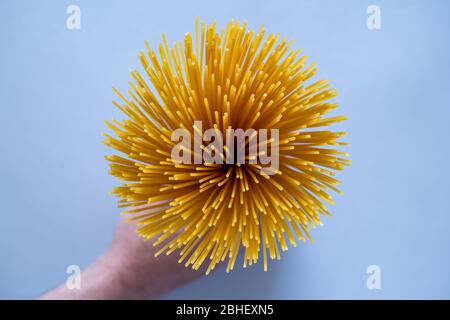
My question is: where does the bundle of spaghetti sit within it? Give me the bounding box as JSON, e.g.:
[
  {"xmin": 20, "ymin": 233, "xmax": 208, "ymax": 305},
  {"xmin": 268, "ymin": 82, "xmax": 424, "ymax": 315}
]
[{"xmin": 104, "ymin": 19, "xmax": 350, "ymax": 274}]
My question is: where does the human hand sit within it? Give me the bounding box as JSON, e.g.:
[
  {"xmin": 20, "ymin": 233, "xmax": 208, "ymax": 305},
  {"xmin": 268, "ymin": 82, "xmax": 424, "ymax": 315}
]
[{"xmin": 40, "ymin": 219, "xmax": 202, "ymax": 299}]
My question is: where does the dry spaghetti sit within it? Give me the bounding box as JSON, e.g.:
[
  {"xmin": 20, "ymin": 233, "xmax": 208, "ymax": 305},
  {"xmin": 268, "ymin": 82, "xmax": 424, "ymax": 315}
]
[{"xmin": 103, "ymin": 19, "xmax": 349, "ymax": 274}]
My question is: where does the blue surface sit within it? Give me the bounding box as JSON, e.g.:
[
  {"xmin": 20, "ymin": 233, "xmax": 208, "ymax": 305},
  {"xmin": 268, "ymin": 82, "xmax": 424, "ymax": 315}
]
[{"xmin": 1, "ymin": 0, "xmax": 449, "ymax": 299}]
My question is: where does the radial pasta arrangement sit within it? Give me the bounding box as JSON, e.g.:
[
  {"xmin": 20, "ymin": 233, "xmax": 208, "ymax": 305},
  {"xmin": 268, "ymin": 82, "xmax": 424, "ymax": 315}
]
[{"xmin": 104, "ymin": 19, "xmax": 349, "ymax": 274}]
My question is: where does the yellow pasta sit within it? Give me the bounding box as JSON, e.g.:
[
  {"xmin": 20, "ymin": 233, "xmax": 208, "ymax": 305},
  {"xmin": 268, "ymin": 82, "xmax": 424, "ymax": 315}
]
[{"xmin": 103, "ymin": 19, "xmax": 350, "ymax": 274}]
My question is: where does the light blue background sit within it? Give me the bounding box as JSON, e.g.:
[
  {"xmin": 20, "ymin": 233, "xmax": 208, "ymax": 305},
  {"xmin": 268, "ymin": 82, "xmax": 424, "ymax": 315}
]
[{"xmin": 1, "ymin": 0, "xmax": 449, "ymax": 299}]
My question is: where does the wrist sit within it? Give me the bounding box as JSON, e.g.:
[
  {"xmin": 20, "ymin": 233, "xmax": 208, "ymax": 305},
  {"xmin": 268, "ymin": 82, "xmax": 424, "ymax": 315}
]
[{"xmin": 102, "ymin": 245, "xmax": 157, "ymax": 299}]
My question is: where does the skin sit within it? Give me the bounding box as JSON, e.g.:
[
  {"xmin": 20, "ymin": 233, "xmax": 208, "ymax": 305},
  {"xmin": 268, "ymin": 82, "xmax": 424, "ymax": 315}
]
[{"xmin": 40, "ymin": 219, "xmax": 202, "ymax": 299}]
